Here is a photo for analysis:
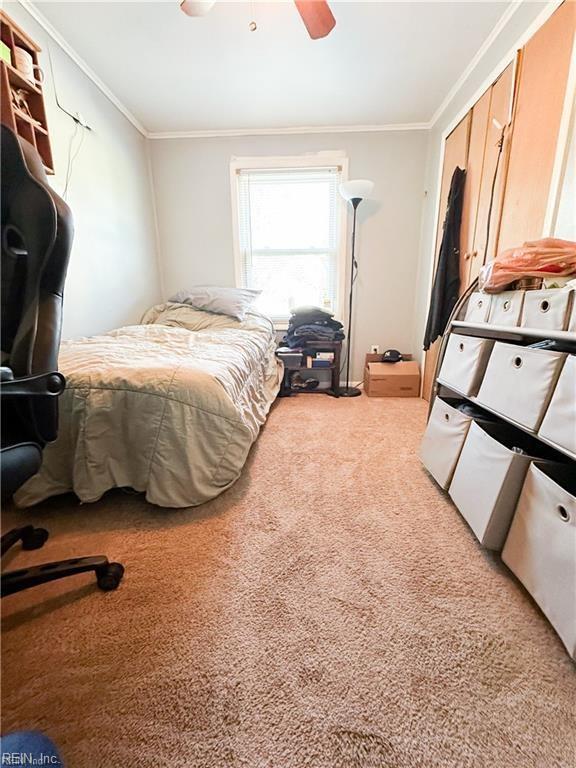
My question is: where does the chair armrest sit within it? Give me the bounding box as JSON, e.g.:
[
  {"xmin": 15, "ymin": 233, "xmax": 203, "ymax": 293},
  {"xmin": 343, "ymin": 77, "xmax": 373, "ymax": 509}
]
[{"xmin": 0, "ymin": 371, "xmax": 65, "ymax": 397}]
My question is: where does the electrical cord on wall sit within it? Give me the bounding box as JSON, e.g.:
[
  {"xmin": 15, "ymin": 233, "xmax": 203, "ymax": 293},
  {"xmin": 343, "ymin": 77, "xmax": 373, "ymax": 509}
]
[
  {"xmin": 483, "ymin": 121, "xmax": 507, "ymax": 261},
  {"xmin": 46, "ymin": 44, "xmax": 91, "ymax": 199},
  {"xmin": 46, "ymin": 44, "xmax": 92, "ymax": 130},
  {"xmin": 62, "ymin": 121, "xmax": 86, "ymax": 200}
]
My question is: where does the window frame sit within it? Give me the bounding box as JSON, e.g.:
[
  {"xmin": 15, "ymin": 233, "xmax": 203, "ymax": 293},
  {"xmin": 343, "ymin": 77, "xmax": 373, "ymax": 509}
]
[{"xmin": 230, "ymin": 152, "xmax": 349, "ymax": 329}]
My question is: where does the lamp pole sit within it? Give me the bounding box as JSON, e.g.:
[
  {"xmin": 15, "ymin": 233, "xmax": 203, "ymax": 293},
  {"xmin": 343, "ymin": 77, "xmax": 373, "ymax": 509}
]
[
  {"xmin": 338, "ymin": 178, "xmax": 374, "ymax": 398},
  {"xmin": 342, "ymin": 197, "xmax": 362, "ymax": 397}
]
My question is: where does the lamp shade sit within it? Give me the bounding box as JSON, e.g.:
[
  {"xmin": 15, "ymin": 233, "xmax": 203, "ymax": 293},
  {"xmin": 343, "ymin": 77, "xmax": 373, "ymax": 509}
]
[
  {"xmin": 339, "ymin": 179, "xmax": 374, "ymax": 202},
  {"xmin": 180, "ymin": 0, "xmax": 216, "ymax": 16}
]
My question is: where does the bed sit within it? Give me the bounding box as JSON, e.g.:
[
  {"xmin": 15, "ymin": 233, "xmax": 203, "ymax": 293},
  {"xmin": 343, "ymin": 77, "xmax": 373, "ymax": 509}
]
[{"xmin": 15, "ymin": 303, "xmax": 283, "ymax": 508}]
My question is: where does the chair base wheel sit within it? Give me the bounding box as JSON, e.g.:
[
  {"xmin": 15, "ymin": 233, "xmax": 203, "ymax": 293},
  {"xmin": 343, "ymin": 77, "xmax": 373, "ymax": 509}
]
[
  {"xmin": 96, "ymin": 562, "xmax": 125, "ymax": 591},
  {"xmin": 21, "ymin": 527, "xmax": 49, "ymax": 550}
]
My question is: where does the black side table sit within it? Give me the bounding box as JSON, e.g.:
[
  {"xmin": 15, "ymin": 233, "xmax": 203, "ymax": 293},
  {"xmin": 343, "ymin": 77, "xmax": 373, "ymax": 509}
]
[{"xmin": 277, "ymin": 341, "xmax": 342, "ymax": 397}]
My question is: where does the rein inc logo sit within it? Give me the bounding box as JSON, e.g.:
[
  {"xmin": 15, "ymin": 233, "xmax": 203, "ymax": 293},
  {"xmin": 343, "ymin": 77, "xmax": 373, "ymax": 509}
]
[{"xmin": 1, "ymin": 754, "xmax": 60, "ymax": 766}]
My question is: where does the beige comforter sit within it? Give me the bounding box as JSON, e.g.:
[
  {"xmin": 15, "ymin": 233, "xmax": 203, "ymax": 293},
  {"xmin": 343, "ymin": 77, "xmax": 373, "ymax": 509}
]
[{"xmin": 16, "ymin": 304, "xmax": 282, "ymax": 508}]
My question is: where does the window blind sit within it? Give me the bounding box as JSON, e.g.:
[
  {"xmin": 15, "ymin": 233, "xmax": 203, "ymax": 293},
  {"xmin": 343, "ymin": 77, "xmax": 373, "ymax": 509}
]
[{"xmin": 235, "ymin": 166, "xmax": 342, "ymax": 322}]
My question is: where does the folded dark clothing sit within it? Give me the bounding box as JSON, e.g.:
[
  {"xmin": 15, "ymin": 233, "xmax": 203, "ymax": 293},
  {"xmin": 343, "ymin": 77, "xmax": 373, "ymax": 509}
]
[
  {"xmin": 289, "ymin": 307, "xmax": 335, "ymax": 328},
  {"xmin": 281, "ymin": 335, "xmax": 300, "ymax": 349},
  {"xmin": 292, "ymin": 324, "xmax": 342, "ymax": 338},
  {"xmin": 283, "ymin": 325, "xmax": 345, "ymax": 348},
  {"xmin": 284, "ymin": 334, "xmax": 342, "ymax": 348},
  {"xmin": 291, "ymin": 305, "xmax": 334, "ymax": 318},
  {"xmin": 288, "ymin": 337, "xmax": 343, "ymax": 349},
  {"xmin": 289, "ymin": 317, "xmax": 344, "ymax": 332}
]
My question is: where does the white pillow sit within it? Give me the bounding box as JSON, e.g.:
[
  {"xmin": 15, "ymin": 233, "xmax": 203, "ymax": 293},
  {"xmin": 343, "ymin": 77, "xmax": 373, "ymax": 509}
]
[{"xmin": 169, "ymin": 286, "xmax": 261, "ymax": 321}]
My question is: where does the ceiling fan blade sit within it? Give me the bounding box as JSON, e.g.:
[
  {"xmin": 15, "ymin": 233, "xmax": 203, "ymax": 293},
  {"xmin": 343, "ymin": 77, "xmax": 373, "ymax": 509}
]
[{"xmin": 294, "ymin": 0, "xmax": 336, "ymax": 39}]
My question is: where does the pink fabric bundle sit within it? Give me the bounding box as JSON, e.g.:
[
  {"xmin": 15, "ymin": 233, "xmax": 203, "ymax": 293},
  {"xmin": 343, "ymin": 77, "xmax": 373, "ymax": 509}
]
[{"xmin": 479, "ymin": 238, "xmax": 576, "ymax": 292}]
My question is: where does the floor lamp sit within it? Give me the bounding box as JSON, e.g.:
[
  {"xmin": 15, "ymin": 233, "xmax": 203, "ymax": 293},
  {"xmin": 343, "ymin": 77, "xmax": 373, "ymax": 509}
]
[{"xmin": 339, "ymin": 179, "xmax": 374, "ymax": 397}]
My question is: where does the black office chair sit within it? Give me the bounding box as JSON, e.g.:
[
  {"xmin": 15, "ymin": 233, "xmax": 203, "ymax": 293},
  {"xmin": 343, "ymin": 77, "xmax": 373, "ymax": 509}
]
[{"xmin": 1, "ymin": 125, "xmax": 124, "ymax": 596}]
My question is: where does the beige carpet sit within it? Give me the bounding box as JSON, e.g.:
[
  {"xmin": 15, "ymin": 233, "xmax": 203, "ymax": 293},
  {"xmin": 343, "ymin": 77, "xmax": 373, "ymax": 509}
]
[{"xmin": 2, "ymin": 396, "xmax": 575, "ymax": 768}]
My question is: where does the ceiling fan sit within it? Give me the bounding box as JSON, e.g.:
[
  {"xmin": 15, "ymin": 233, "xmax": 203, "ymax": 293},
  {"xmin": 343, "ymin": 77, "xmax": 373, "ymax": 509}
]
[{"xmin": 180, "ymin": 0, "xmax": 336, "ymax": 40}]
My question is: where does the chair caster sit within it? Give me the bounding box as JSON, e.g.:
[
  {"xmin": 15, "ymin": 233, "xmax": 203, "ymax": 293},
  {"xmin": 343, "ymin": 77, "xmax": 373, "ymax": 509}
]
[
  {"xmin": 96, "ymin": 562, "xmax": 125, "ymax": 591},
  {"xmin": 21, "ymin": 527, "xmax": 49, "ymax": 550}
]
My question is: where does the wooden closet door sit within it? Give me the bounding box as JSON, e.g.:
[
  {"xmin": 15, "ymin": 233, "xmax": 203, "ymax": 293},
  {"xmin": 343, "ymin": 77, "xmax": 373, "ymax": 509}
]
[
  {"xmin": 497, "ymin": 1, "xmax": 576, "ymax": 253},
  {"xmin": 422, "ymin": 113, "xmax": 471, "ymax": 401},
  {"xmin": 460, "ymin": 88, "xmax": 491, "ymax": 288},
  {"xmin": 432, "ymin": 114, "xmax": 471, "ymax": 264},
  {"xmin": 469, "ymin": 62, "xmax": 515, "ymax": 282}
]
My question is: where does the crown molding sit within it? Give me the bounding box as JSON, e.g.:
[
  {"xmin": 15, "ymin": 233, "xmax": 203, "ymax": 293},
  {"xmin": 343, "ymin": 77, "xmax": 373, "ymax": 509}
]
[
  {"xmin": 15, "ymin": 0, "xmax": 562, "ymax": 142},
  {"xmin": 147, "ymin": 123, "xmax": 431, "ymax": 139},
  {"xmin": 17, "ymin": 0, "xmax": 147, "ymax": 136},
  {"xmin": 437, "ymin": 0, "xmax": 564, "ymax": 141},
  {"xmin": 429, "ymin": 0, "xmax": 524, "ymax": 128}
]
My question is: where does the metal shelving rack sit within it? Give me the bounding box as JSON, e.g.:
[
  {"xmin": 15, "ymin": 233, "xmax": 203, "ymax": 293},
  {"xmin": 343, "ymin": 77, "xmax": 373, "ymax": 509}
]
[{"xmin": 431, "ymin": 286, "xmax": 575, "ymax": 465}]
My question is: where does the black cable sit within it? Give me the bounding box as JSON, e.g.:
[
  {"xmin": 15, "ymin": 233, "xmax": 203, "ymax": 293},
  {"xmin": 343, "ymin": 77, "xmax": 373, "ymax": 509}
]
[
  {"xmin": 483, "ymin": 126, "xmax": 506, "ymax": 262},
  {"xmin": 45, "ymin": 43, "xmax": 90, "ymax": 199},
  {"xmin": 46, "ymin": 44, "xmax": 92, "ymax": 130}
]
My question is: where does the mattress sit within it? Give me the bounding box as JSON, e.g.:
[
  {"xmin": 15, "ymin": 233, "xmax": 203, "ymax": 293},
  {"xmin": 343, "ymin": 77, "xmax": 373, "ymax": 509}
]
[{"xmin": 15, "ymin": 303, "xmax": 283, "ymax": 508}]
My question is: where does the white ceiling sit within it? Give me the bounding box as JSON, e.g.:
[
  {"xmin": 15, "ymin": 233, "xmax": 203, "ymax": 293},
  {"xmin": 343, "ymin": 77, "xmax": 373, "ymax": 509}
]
[{"xmin": 29, "ymin": 1, "xmax": 511, "ymax": 134}]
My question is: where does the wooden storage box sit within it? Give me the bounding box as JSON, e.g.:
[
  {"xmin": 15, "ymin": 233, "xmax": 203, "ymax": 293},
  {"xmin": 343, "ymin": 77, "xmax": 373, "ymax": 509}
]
[
  {"xmin": 364, "ymin": 359, "xmax": 419, "ymax": 398},
  {"xmin": 502, "ymin": 463, "xmax": 576, "ymax": 658}
]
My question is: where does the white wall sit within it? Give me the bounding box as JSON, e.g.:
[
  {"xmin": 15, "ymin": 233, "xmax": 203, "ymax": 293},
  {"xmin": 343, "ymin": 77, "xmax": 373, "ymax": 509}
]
[
  {"xmin": 411, "ymin": 1, "xmax": 552, "ymax": 363},
  {"xmin": 9, "ymin": 1, "xmax": 560, "ymax": 382},
  {"xmin": 150, "ymin": 131, "xmax": 428, "ymax": 381},
  {"xmin": 7, "ymin": 3, "xmax": 162, "ymax": 340}
]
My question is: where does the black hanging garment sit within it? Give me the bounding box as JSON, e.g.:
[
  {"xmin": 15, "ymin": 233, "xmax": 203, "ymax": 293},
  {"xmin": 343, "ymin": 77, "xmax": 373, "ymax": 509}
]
[{"xmin": 423, "ymin": 166, "xmax": 466, "ymax": 350}]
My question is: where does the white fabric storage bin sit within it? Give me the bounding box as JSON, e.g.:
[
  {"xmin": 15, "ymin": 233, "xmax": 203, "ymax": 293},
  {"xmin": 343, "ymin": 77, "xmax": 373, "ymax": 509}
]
[
  {"xmin": 420, "ymin": 398, "xmax": 473, "ymax": 490},
  {"xmin": 567, "ymin": 294, "xmax": 576, "ymax": 333},
  {"xmin": 521, "ymin": 288, "xmax": 573, "ymax": 331},
  {"xmin": 437, "ymin": 334, "xmax": 494, "ymax": 396},
  {"xmin": 464, "ymin": 292, "xmax": 492, "ymax": 323},
  {"xmin": 476, "ymin": 343, "xmax": 566, "ymax": 431},
  {"xmin": 538, "ymin": 355, "xmax": 576, "ymax": 457},
  {"xmin": 448, "ymin": 422, "xmax": 558, "ymax": 550},
  {"xmin": 487, "ymin": 290, "xmax": 524, "ymax": 327},
  {"xmin": 502, "ymin": 464, "xmax": 576, "ymax": 659}
]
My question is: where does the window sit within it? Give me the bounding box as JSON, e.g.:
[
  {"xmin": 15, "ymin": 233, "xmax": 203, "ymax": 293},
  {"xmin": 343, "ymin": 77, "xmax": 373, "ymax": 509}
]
[{"xmin": 231, "ymin": 156, "xmax": 347, "ymax": 324}]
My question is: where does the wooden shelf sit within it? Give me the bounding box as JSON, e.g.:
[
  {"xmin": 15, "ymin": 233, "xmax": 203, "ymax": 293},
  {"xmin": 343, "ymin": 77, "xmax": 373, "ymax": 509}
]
[
  {"xmin": 1, "ymin": 9, "xmax": 53, "ymax": 173},
  {"xmin": 5, "ymin": 61, "xmax": 41, "ymax": 94},
  {"xmin": 13, "ymin": 107, "xmax": 46, "ymax": 132}
]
